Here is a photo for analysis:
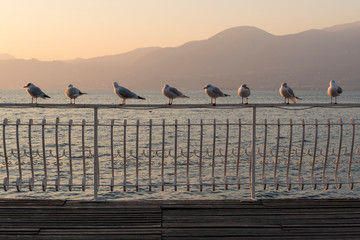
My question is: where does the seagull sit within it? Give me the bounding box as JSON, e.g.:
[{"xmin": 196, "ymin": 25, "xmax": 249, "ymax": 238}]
[
  {"xmin": 162, "ymin": 84, "xmax": 189, "ymax": 105},
  {"xmin": 327, "ymin": 80, "xmax": 342, "ymax": 104},
  {"xmin": 113, "ymin": 82, "xmax": 145, "ymax": 105},
  {"xmin": 238, "ymin": 84, "xmax": 251, "ymax": 104},
  {"xmin": 23, "ymin": 83, "xmax": 50, "ymax": 104},
  {"xmin": 279, "ymin": 83, "xmax": 301, "ymax": 104},
  {"xmin": 204, "ymin": 84, "xmax": 230, "ymax": 106},
  {"xmin": 65, "ymin": 84, "xmax": 87, "ymax": 104}
]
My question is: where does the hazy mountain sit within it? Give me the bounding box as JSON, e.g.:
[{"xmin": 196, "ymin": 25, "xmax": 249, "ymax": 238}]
[
  {"xmin": 0, "ymin": 53, "xmax": 16, "ymax": 60},
  {"xmin": 1, "ymin": 22, "xmax": 360, "ymax": 90}
]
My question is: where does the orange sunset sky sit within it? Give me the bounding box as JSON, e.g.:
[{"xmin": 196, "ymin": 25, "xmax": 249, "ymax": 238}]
[{"xmin": 1, "ymin": 0, "xmax": 360, "ymax": 61}]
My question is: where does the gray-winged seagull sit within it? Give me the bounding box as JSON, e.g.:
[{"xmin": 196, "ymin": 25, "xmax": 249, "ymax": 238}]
[
  {"xmin": 238, "ymin": 84, "xmax": 251, "ymax": 104},
  {"xmin": 162, "ymin": 84, "xmax": 189, "ymax": 105},
  {"xmin": 204, "ymin": 84, "xmax": 230, "ymax": 106},
  {"xmin": 65, "ymin": 84, "xmax": 87, "ymax": 104},
  {"xmin": 24, "ymin": 83, "xmax": 50, "ymax": 104},
  {"xmin": 279, "ymin": 83, "xmax": 301, "ymax": 104},
  {"xmin": 113, "ymin": 82, "xmax": 145, "ymax": 105},
  {"xmin": 327, "ymin": 80, "xmax": 342, "ymax": 104}
]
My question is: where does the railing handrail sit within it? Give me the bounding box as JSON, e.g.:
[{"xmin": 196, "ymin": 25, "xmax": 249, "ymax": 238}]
[{"xmin": 0, "ymin": 103, "xmax": 360, "ymax": 109}]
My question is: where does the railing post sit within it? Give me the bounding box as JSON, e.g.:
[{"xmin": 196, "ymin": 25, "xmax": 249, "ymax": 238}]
[
  {"xmin": 250, "ymin": 105, "xmax": 256, "ymax": 200},
  {"xmin": 93, "ymin": 107, "xmax": 99, "ymax": 200}
]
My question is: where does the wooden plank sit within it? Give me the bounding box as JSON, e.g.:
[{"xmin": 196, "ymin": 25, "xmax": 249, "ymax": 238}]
[{"xmin": 0, "ymin": 198, "xmax": 359, "ymax": 239}]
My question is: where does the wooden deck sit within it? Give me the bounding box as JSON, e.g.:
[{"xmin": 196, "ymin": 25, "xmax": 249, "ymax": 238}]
[{"xmin": 0, "ymin": 198, "xmax": 359, "ymax": 239}]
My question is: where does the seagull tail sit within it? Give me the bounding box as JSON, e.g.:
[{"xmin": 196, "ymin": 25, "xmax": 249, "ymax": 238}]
[
  {"xmin": 43, "ymin": 94, "xmax": 51, "ymax": 98},
  {"xmin": 80, "ymin": 92, "xmax": 87, "ymax": 95},
  {"xmin": 224, "ymin": 94, "xmax": 230, "ymax": 97},
  {"xmin": 295, "ymin": 96, "xmax": 302, "ymax": 100},
  {"xmin": 138, "ymin": 96, "xmax": 146, "ymax": 100},
  {"xmin": 290, "ymin": 97, "xmax": 297, "ymax": 103},
  {"xmin": 182, "ymin": 95, "xmax": 190, "ymax": 98}
]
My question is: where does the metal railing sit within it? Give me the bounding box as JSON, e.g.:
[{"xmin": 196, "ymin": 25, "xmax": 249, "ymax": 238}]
[{"xmin": 0, "ymin": 103, "xmax": 359, "ymax": 200}]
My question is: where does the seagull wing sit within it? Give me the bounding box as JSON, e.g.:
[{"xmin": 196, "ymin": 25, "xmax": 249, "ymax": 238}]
[
  {"xmin": 118, "ymin": 87, "xmax": 138, "ymax": 99},
  {"xmin": 30, "ymin": 86, "xmax": 42, "ymax": 96},
  {"xmin": 169, "ymin": 87, "xmax": 184, "ymax": 97},
  {"xmin": 212, "ymin": 87, "xmax": 224, "ymax": 96},
  {"xmin": 287, "ymin": 87, "xmax": 296, "ymax": 98},
  {"xmin": 337, "ymin": 86, "xmax": 343, "ymax": 94},
  {"xmin": 69, "ymin": 87, "xmax": 80, "ymax": 96}
]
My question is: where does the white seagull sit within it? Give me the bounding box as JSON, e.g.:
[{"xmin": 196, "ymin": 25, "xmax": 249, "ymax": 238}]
[
  {"xmin": 204, "ymin": 84, "xmax": 230, "ymax": 106},
  {"xmin": 327, "ymin": 80, "xmax": 342, "ymax": 104},
  {"xmin": 23, "ymin": 83, "xmax": 50, "ymax": 104},
  {"xmin": 113, "ymin": 82, "xmax": 145, "ymax": 105},
  {"xmin": 238, "ymin": 84, "xmax": 251, "ymax": 104},
  {"xmin": 279, "ymin": 83, "xmax": 301, "ymax": 104},
  {"xmin": 162, "ymin": 84, "xmax": 189, "ymax": 105},
  {"xmin": 65, "ymin": 84, "xmax": 87, "ymax": 104}
]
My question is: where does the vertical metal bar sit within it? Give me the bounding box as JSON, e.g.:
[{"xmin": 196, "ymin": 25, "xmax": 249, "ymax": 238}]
[
  {"xmin": 250, "ymin": 106, "xmax": 256, "ymax": 200},
  {"xmin": 298, "ymin": 119, "xmax": 305, "ymax": 190},
  {"xmin": 41, "ymin": 119, "xmax": 47, "ymax": 191},
  {"xmin": 186, "ymin": 119, "xmax": 190, "ymax": 191},
  {"xmin": 148, "ymin": 119, "xmax": 152, "ymax": 191},
  {"xmin": 286, "ymin": 119, "xmax": 293, "ymax": 190},
  {"xmin": 93, "ymin": 107, "xmax": 99, "ymax": 200},
  {"xmin": 110, "ymin": 119, "xmax": 115, "ymax": 191},
  {"xmin": 224, "ymin": 119, "xmax": 229, "ymax": 190},
  {"xmin": 28, "ymin": 119, "xmax": 34, "ymax": 191},
  {"xmin": 236, "ymin": 119, "xmax": 241, "ymax": 190},
  {"xmin": 348, "ymin": 118, "xmax": 355, "ymax": 189},
  {"xmin": 2, "ymin": 119, "xmax": 9, "ymax": 191},
  {"xmin": 322, "ymin": 119, "xmax": 330, "ymax": 190},
  {"xmin": 55, "ymin": 118, "xmax": 60, "ymax": 191},
  {"xmin": 311, "ymin": 119, "xmax": 318, "ymax": 190},
  {"xmin": 262, "ymin": 119, "xmax": 268, "ymax": 190},
  {"xmin": 174, "ymin": 119, "xmax": 178, "ymax": 191},
  {"xmin": 161, "ymin": 119, "xmax": 165, "ymax": 191},
  {"xmin": 212, "ymin": 119, "xmax": 216, "ymax": 191},
  {"xmin": 68, "ymin": 120, "xmax": 73, "ymax": 191},
  {"xmin": 123, "ymin": 119, "xmax": 127, "ymax": 192},
  {"xmin": 136, "ymin": 119, "xmax": 140, "ymax": 192},
  {"xmin": 335, "ymin": 118, "xmax": 343, "ymax": 189},
  {"xmin": 81, "ymin": 119, "xmax": 86, "ymax": 191},
  {"xmin": 16, "ymin": 119, "xmax": 22, "ymax": 191},
  {"xmin": 274, "ymin": 118, "xmax": 280, "ymax": 190},
  {"xmin": 199, "ymin": 119, "xmax": 203, "ymax": 191}
]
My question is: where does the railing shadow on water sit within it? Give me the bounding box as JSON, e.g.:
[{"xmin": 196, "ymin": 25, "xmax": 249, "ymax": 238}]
[{"xmin": 0, "ymin": 103, "xmax": 360, "ymax": 200}]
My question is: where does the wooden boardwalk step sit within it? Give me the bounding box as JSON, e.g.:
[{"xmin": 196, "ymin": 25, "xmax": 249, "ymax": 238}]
[{"xmin": 0, "ymin": 198, "xmax": 359, "ymax": 239}]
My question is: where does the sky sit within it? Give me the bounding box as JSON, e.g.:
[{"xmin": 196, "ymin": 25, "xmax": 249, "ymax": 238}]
[{"xmin": 1, "ymin": 0, "xmax": 360, "ymax": 61}]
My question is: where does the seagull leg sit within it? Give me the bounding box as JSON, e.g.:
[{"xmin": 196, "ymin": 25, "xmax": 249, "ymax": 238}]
[
  {"xmin": 335, "ymin": 97, "xmax": 337, "ymax": 104},
  {"xmin": 242, "ymin": 98, "xmax": 244, "ymax": 104},
  {"xmin": 213, "ymin": 98, "xmax": 216, "ymax": 106},
  {"xmin": 31, "ymin": 98, "xmax": 34, "ymax": 104},
  {"xmin": 35, "ymin": 98, "xmax": 38, "ymax": 104},
  {"xmin": 283, "ymin": 98, "xmax": 286, "ymax": 104},
  {"xmin": 246, "ymin": 98, "xmax": 249, "ymax": 104},
  {"xmin": 287, "ymin": 98, "xmax": 289, "ymax": 105},
  {"xmin": 74, "ymin": 98, "xmax": 76, "ymax": 104}
]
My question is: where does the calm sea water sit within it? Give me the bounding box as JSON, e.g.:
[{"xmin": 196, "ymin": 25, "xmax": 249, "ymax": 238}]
[{"xmin": 0, "ymin": 89, "xmax": 359, "ymax": 200}]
